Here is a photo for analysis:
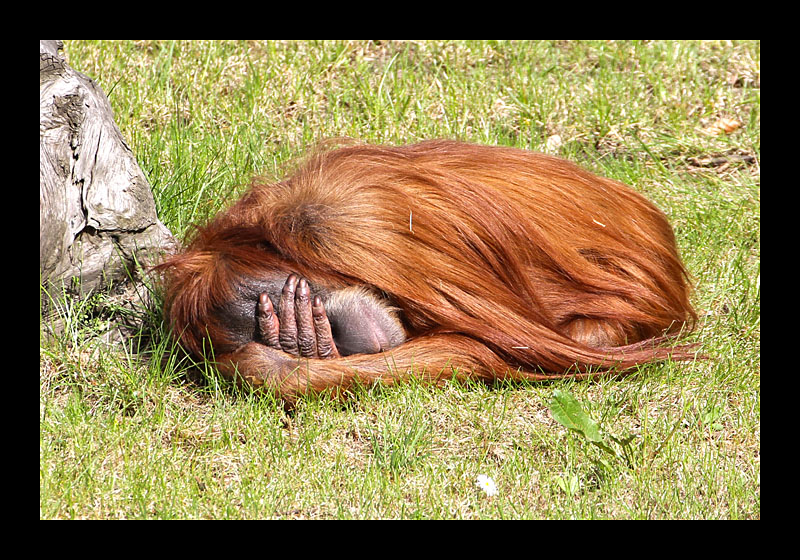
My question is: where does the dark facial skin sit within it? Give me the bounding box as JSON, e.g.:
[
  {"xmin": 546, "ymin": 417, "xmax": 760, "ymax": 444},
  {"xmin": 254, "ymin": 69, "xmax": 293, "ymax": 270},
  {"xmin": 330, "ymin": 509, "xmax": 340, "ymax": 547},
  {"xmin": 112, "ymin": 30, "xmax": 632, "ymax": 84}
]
[{"xmin": 215, "ymin": 273, "xmax": 406, "ymax": 357}]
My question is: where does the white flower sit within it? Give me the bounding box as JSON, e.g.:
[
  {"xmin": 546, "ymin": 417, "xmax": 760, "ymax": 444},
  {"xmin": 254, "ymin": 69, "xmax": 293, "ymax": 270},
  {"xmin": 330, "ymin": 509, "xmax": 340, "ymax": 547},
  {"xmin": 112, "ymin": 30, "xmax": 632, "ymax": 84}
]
[{"xmin": 476, "ymin": 474, "xmax": 498, "ymax": 497}]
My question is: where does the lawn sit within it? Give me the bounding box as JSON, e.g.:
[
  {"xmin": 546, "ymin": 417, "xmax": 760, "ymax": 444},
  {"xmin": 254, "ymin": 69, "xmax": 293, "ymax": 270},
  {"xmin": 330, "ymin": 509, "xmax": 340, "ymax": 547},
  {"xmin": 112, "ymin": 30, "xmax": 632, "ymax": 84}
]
[{"xmin": 40, "ymin": 40, "xmax": 760, "ymax": 519}]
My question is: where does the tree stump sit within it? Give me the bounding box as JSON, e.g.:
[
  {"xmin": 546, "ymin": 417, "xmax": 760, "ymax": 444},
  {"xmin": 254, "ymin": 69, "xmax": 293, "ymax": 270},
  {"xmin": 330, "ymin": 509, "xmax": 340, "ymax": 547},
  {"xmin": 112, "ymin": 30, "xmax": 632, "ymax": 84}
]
[{"xmin": 40, "ymin": 40, "xmax": 176, "ymax": 300}]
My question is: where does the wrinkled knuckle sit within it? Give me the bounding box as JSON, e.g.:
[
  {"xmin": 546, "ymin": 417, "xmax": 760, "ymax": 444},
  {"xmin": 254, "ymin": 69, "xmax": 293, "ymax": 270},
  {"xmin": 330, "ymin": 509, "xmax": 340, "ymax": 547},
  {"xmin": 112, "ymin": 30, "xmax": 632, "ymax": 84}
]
[
  {"xmin": 295, "ymin": 294, "xmax": 310, "ymax": 309},
  {"xmin": 317, "ymin": 343, "xmax": 334, "ymax": 358},
  {"xmin": 279, "ymin": 335, "xmax": 299, "ymax": 355},
  {"xmin": 298, "ymin": 336, "xmax": 316, "ymax": 356}
]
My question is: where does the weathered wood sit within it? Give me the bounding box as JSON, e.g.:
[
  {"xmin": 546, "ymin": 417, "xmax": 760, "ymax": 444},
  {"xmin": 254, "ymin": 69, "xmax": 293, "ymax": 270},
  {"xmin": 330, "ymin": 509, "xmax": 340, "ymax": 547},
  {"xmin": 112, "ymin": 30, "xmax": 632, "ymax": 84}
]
[{"xmin": 40, "ymin": 40, "xmax": 176, "ymax": 298}]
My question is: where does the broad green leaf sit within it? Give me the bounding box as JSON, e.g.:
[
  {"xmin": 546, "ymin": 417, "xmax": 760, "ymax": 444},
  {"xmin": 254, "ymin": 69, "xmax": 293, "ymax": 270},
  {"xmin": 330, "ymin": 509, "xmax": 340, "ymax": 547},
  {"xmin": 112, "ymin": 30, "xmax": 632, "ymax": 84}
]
[{"xmin": 549, "ymin": 389, "xmax": 604, "ymax": 443}]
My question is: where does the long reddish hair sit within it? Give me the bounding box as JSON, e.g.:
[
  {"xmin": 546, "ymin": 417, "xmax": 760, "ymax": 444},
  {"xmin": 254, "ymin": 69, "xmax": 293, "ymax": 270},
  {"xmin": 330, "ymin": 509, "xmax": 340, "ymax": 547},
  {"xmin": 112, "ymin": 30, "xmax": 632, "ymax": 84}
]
[{"xmin": 160, "ymin": 140, "xmax": 698, "ymax": 404}]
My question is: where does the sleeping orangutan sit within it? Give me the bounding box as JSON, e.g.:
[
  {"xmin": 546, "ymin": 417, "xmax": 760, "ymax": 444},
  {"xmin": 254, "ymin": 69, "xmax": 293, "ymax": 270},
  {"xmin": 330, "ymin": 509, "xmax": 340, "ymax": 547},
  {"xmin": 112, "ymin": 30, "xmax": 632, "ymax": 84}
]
[{"xmin": 158, "ymin": 140, "xmax": 698, "ymax": 405}]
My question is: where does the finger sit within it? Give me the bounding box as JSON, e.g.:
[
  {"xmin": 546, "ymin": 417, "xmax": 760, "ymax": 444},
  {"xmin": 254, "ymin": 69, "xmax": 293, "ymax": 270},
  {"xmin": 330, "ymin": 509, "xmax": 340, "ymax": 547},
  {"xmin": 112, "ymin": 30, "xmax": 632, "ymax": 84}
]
[
  {"xmin": 294, "ymin": 278, "xmax": 318, "ymax": 358},
  {"xmin": 312, "ymin": 295, "xmax": 340, "ymax": 359},
  {"xmin": 257, "ymin": 292, "xmax": 281, "ymax": 348},
  {"xmin": 279, "ymin": 274, "xmax": 300, "ymax": 355}
]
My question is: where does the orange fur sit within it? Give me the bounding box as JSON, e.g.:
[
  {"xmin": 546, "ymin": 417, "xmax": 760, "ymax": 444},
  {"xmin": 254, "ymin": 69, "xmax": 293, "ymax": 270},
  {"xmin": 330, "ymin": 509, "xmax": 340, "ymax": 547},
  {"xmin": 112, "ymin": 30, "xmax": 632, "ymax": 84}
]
[{"xmin": 159, "ymin": 140, "xmax": 698, "ymax": 405}]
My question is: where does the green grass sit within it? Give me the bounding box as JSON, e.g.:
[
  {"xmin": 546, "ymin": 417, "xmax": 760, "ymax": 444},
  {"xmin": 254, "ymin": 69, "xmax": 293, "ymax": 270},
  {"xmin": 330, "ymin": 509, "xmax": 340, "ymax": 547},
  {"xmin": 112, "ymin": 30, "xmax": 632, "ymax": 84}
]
[{"xmin": 40, "ymin": 40, "xmax": 759, "ymax": 519}]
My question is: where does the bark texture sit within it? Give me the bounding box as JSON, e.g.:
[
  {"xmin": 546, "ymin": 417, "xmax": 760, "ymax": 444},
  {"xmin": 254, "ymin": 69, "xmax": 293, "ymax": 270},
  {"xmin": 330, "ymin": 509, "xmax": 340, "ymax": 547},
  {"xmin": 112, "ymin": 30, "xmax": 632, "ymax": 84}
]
[{"xmin": 40, "ymin": 40, "xmax": 175, "ymax": 297}]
